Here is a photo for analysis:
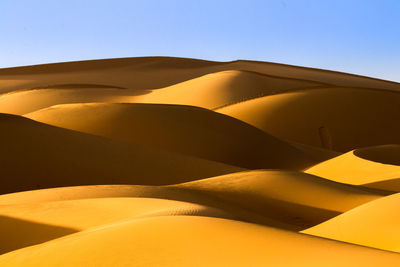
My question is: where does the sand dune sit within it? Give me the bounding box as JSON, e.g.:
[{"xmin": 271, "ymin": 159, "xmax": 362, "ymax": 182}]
[
  {"xmin": 1, "ymin": 57, "xmax": 400, "ymax": 264},
  {"xmin": 0, "ymin": 85, "xmax": 146, "ymax": 115},
  {"xmin": 2, "ymin": 57, "xmax": 399, "ymax": 94},
  {"xmin": 0, "ymin": 197, "xmax": 231, "ymax": 254},
  {"xmin": 172, "ymin": 170, "xmax": 381, "ymax": 228},
  {"xmin": 1, "ymin": 216, "xmax": 399, "ymax": 266},
  {"xmin": 303, "ymin": 193, "xmax": 400, "ymax": 252},
  {"xmin": 0, "ymin": 184, "xmax": 295, "ymax": 231},
  {"xmin": 306, "ymin": 145, "xmax": 400, "ymax": 191},
  {"xmin": 0, "ymin": 70, "xmax": 319, "ymax": 116},
  {"xmin": 135, "ymin": 70, "xmax": 321, "ymax": 109},
  {"xmin": 25, "ymin": 102, "xmax": 329, "ymax": 170},
  {"xmin": 0, "ymin": 57, "xmax": 225, "ymax": 94},
  {"xmin": 0, "ymin": 113, "xmax": 241, "ymax": 194},
  {"xmin": 217, "ymin": 87, "xmax": 400, "ymax": 151},
  {"xmin": 0, "ymin": 170, "xmax": 379, "ymax": 231}
]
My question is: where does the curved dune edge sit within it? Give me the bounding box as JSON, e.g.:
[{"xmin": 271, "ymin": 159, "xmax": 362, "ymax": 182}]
[
  {"xmin": 0, "ymin": 87, "xmax": 147, "ymax": 115},
  {"xmin": 0, "ymin": 169, "xmax": 381, "ymax": 231},
  {"xmin": 0, "ymin": 113, "xmax": 242, "ymax": 194},
  {"xmin": 0, "ymin": 197, "xmax": 233, "ymax": 254},
  {"xmin": 171, "ymin": 170, "xmax": 382, "ymax": 228},
  {"xmin": 25, "ymin": 102, "xmax": 328, "ymax": 170},
  {"xmin": 1, "ymin": 216, "xmax": 400, "ymax": 266},
  {"xmin": 0, "ymin": 183, "xmax": 295, "ymax": 230},
  {"xmin": 302, "ymin": 193, "xmax": 400, "ymax": 253},
  {"xmin": 0, "ymin": 69, "xmax": 320, "ymax": 115},
  {"xmin": 2, "ymin": 57, "xmax": 400, "ymax": 264},
  {"xmin": 216, "ymin": 87, "xmax": 400, "ymax": 151},
  {"xmin": 306, "ymin": 145, "xmax": 400, "ymax": 191},
  {"xmin": 2, "ymin": 57, "xmax": 400, "ymax": 94},
  {"xmin": 134, "ymin": 70, "xmax": 321, "ymax": 109}
]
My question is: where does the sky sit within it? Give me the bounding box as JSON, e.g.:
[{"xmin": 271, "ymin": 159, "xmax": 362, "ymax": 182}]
[{"xmin": 1, "ymin": 0, "xmax": 399, "ymax": 82}]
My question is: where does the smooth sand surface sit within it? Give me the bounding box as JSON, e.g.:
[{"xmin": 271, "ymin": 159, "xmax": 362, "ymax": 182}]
[
  {"xmin": 173, "ymin": 170, "xmax": 381, "ymax": 228},
  {"xmin": 306, "ymin": 145, "xmax": 400, "ymax": 191},
  {"xmin": 135, "ymin": 70, "xmax": 321, "ymax": 109},
  {"xmin": 0, "ymin": 184, "xmax": 295, "ymax": 230},
  {"xmin": 0, "ymin": 113, "xmax": 241, "ymax": 194},
  {"xmin": 25, "ymin": 102, "xmax": 326, "ymax": 170},
  {"xmin": 0, "ymin": 197, "xmax": 232, "ymax": 254},
  {"xmin": 1, "ymin": 57, "xmax": 400, "ymax": 265},
  {"xmin": 1, "ymin": 57, "xmax": 399, "ymax": 93},
  {"xmin": 1, "ymin": 216, "xmax": 400, "ymax": 267},
  {"xmin": 303, "ymin": 193, "xmax": 400, "ymax": 252},
  {"xmin": 0, "ymin": 86, "xmax": 145, "ymax": 115},
  {"xmin": 216, "ymin": 87, "xmax": 400, "ymax": 151}
]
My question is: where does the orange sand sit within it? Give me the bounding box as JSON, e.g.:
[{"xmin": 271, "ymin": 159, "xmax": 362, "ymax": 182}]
[{"xmin": 1, "ymin": 57, "xmax": 400, "ymax": 265}]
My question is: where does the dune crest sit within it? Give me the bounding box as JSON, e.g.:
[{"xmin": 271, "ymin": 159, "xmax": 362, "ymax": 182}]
[
  {"xmin": 172, "ymin": 170, "xmax": 381, "ymax": 228},
  {"xmin": 306, "ymin": 145, "xmax": 400, "ymax": 191},
  {"xmin": 216, "ymin": 87, "xmax": 400, "ymax": 151},
  {"xmin": 1, "ymin": 57, "xmax": 400, "ymax": 264},
  {"xmin": 302, "ymin": 193, "xmax": 400, "ymax": 252},
  {"xmin": 1, "ymin": 216, "xmax": 400, "ymax": 266},
  {"xmin": 25, "ymin": 102, "xmax": 328, "ymax": 170},
  {"xmin": 0, "ymin": 113, "xmax": 241, "ymax": 194}
]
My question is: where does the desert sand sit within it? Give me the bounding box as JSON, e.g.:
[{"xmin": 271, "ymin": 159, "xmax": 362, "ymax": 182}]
[{"xmin": 1, "ymin": 56, "xmax": 400, "ymax": 265}]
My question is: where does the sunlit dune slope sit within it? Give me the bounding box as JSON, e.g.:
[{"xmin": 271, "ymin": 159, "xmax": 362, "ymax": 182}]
[
  {"xmin": 306, "ymin": 145, "xmax": 400, "ymax": 191},
  {"xmin": 0, "ymin": 184, "xmax": 295, "ymax": 231},
  {"xmin": 0, "ymin": 85, "xmax": 146, "ymax": 115},
  {"xmin": 1, "ymin": 216, "xmax": 399, "ymax": 266},
  {"xmin": 0, "ymin": 113, "xmax": 241, "ymax": 194},
  {"xmin": 303, "ymin": 193, "xmax": 400, "ymax": 252},
  {"xmin": 1, "ymin": 57, "xmax": 399, "ymax": 95},
  {"xmin": 217, "ymin": 87, "xmax": 400, "ymax": 151},
  {"xmin": 0, "ymin": 57, "xmax": 225, "ymax": 94},
  {"xmin": 0, "ymin": 70, "xmax": 319, "ymax": 116},
  {"xmin": 135, "ymin": 70, "xmax": 321, "ymax": 109},
  {"xmin": 26, "ymin": 102, "xmax": 329, "ymax": 170},
  {"xmin": 1, "ymin": 57, "xmax": 400, "ymax": 265},
  {"xmin": 0, "ymin": 169, "xmax": 378, "ymax": 232},
  {"xmin": 0, "ymin": 197, "xmax": 231, "ymax": 254},
  {"xmin": 171, "ymin": 170, "xmax": 381, "ymax": 228}
]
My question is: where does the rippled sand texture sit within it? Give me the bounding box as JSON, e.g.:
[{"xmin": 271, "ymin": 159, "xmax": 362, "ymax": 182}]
[{"xmin": 1, "ymin": 57, "xmax": 400, "ymax": 266}]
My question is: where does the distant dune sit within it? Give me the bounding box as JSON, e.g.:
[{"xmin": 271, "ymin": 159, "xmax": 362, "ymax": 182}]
[
  {"xmin": 134, "ymin": 70, "xmax": 321, "ymax": 109},
  {"xmin": 25, "ymin": 102, "xmax": 326, "ymax": 170},
  {"xmin": 1, "ymin": 57, "xmax": 400, "ymax": 265}
]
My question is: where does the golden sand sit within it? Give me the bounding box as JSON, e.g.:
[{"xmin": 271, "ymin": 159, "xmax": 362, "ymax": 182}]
[{"xmin": 1, "ymin": 57, "xmax": 400, "ymax": 265}]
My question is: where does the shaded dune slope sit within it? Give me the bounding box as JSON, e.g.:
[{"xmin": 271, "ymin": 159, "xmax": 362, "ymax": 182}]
[
  {"xmin": 171, "ymin": 170, "xmax": 380, "ymax": 228},
  {"xmin": 135, "ymin": 70, "xmax": 321, "ymax": 109},
  {"xmin": 0, "ymin": 57, "xmax": 225, "ymax": 94},
  {"xmin": 0, "ymin": 85, "xmax": 146, "ymax": 115},
  {"xmin": 0, "ymin": 69, "xmax": 320, "ymax": 115},
  {"xmin": 0, "ymin": 170, "xmax": 380, "ymax": 230},
  {"xmin": 0, "ymin": 197, "xmax": 233, "ymax": 254},
  {"xmin": 0, "ymin": 184, "xmax": 295, "ymax": 231},
  {"xmin": 0, "ymin": 113, "xmax": 241, "ymax": 194},
  {"xmin": 217, "ymin": 87, "xmax": 400, "ymax": 151},
  {"xmin": 2, "ymin": 57, "xmax": 400, "ymax": 95},
  {"xmin": 2, "ymin": 57, "xmax": 400, "ymax": 264},
  {"xmin": 25, "ymin": 102, "xmax": 331, "ymax": 170}
]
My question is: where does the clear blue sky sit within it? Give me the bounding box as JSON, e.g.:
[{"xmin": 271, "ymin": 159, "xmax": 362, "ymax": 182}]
[{"xmin": 1, "ymin": 0, "xmax": 399, "ymax": 81}]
